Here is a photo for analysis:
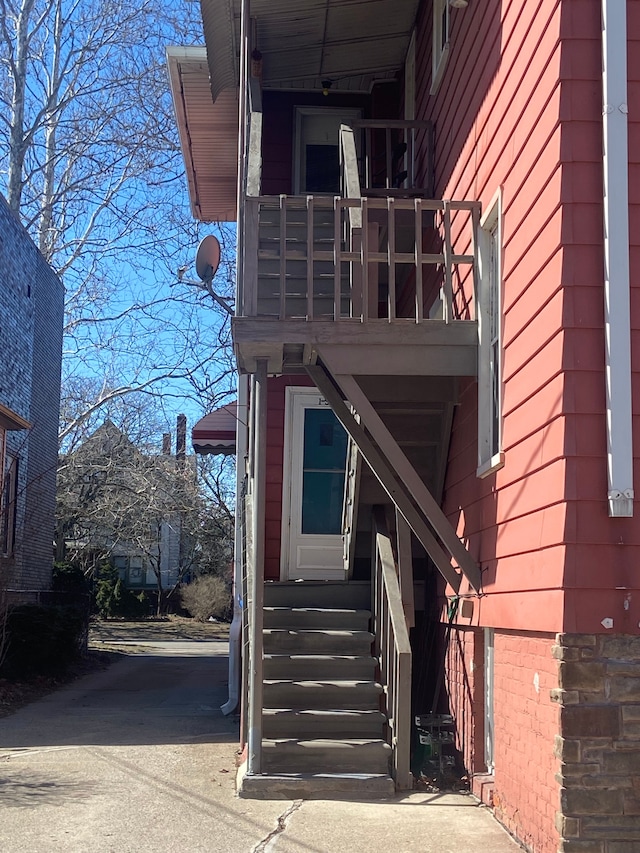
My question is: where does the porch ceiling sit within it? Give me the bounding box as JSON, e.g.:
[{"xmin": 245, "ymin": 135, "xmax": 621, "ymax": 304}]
[{"xmin": 201, "ymin": 0, "xmax": 421, "ymax": 99}]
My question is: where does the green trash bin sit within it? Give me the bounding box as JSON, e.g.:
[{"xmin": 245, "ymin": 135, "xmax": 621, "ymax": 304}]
[{"xmin": 412, "ymin": 713, "xmax": 455, "ymax": 778}]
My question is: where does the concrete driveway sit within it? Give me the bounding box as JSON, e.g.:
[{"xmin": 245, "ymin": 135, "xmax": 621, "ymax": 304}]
[{"xmin": 0, "ymin": 636, "xmax": 522, "ymax": 853}]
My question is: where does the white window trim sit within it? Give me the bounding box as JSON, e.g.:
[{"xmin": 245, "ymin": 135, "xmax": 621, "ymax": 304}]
[
  {"xmin": 477, "ymin": 188, "xmax": 504, "ymax": 478},
  {"xmin": 430, "ymin": 0, "xmax": 450, "ymax": 95},
  {"xmin": 484, "ymin": 627, "xmax": 495, "ymax": 774},
  {"xmin": 1, "ymin": 449, "xmax": 18, "ymax": 557}
]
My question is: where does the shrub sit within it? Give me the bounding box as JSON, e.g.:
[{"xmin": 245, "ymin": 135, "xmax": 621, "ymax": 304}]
[
  {"xmin": 95, "ymin": 564, "xmax": 147, "ymax": 619},
  {"xmin": 53, "ymin": 561, "xmax": 90, "ymax": 594},
  {"xmin": 180, "ymin": 575, "xmax": 231, "ymax": 622},
  {"xmin": 0, "ymin": 603, "xmax": 87, "ymax": 678}
]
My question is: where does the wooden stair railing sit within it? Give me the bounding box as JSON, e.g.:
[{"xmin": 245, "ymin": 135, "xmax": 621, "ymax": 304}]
[{"xmin": 372, "ymin": 506, "xmax": 412, "ymax": 789}]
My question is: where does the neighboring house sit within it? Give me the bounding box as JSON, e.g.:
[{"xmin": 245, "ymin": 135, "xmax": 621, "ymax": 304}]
[
  {"xmin": 169, "ymin": 3, "xmax": 640, "ymax": 851},
  {"xmin": 0, "ymin": 192, "xmax": 64, "ymax": 598},
  {"xmin": 58, "ymin": 418, "xmax": 190, "ymax": 595}
]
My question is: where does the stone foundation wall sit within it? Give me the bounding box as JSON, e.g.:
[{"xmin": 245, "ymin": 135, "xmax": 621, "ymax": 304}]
[{"xmin": 553, "ymin": 634, "xmax": 640, "ymax": 853}]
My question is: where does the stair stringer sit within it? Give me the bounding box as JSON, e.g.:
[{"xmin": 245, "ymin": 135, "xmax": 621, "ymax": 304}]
[{"xmin": 307, "ymin": 361, "xmax": 482, "ymax": 594}]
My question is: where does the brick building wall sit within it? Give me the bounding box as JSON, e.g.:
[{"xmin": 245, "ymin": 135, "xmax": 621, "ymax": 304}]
[
  {"xmin": 0, "ymin": 193, "xmax": 63, "ymax": 591},
  {"xmin": 445, "ymin": 625, "xmax": 484, "ymax": 776},
  {"xmin": 493, "ymin": 632, "xmax": 559, "ymax": 853},
  {"xmin": 447, "ymin": 626, "xmax": 560, "ymax": 853}
]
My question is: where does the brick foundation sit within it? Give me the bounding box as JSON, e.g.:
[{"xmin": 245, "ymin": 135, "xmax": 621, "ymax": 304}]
[
  {"xmin": 447, "ymin": 627, "xmax": 560, "ymax": 853},
  {"xmin": 554, "ymin": 634, "xmax": 640, "ymax": 853}
]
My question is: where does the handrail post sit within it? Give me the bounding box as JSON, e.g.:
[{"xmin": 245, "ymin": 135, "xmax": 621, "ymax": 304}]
[{"xmin": 247, "ymin": 358, "xmax": 267, "ymax": 775}]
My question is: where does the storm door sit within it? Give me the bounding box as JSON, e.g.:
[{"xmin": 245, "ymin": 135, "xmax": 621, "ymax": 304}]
[{"xmin": 282, "ymin": 388, "xmax": 348, "ymax": 579}]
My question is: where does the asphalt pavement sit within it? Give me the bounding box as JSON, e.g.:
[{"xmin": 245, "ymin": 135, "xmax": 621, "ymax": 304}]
[{"xmin": 0, "ymin": 636, "xmax": 522, "ymax": 853}]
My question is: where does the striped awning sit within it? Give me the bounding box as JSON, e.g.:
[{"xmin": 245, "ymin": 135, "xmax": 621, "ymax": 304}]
[{"xmin": 192, "ymin": 402, "xmax": 237, "ymax": 455}]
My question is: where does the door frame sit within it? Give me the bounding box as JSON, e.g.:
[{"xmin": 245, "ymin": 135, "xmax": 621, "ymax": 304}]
[
  {"xmin": 293, "ymin": 106, "xmax": 363, "ymax": 194},
  {"xmin": 280, "ymin": 386, "xmax": 347, "ymax": 580}
]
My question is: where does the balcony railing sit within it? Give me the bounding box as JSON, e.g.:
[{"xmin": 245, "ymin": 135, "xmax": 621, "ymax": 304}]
[
  {"xmin": 350, "ymin": 119, "xmax": 434, "ymax": 196},
  {"xmin": 241, "ymin": 193, "xmax": 480, "ymax": 324}
]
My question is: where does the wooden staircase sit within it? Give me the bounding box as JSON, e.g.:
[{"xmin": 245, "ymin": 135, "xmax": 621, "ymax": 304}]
[
  {"xmin": 343, "ymin": 375, "xmax": 457, "ymax": 582},
  {"xmin": 238, "ymin": 581, "xmax": 395, "ymax": 798}
]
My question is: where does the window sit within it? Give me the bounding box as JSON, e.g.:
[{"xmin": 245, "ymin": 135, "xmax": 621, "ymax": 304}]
[
  {"xmin": 477, "ymin": 190, "xmax": 504, "ymax": 477},
  {"xmin": 431, "ymin": 0, "xmax": 450, "ymax": 95},
  {"xmin": 113, "ymin": 555, "xmax": 127, "ymax": 581},
  {"xmin": 1, "ymin": 450, "xmax": 19, "ymax": 557}
]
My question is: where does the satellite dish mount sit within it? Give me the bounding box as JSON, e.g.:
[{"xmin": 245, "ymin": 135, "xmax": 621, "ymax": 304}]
[{"xmin": 193, "ymin": 235, "xmax": 233, "ymax": 315}]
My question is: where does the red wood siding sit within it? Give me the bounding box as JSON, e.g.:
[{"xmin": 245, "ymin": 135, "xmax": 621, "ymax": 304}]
[
  {"xmin": 559, "ymin": 2, "xmax": 640, "ymax": 635},
  {"xmin": 414, "ymin": 0, "xmax": 569, "ymax": 633},
  {"xmin": 413, "ymin": 0, "xmax": 640, "ymax": 635}
]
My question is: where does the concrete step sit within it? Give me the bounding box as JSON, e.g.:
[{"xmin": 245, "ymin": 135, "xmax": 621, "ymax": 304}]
[
  {"xmin": 263, "ymin": 679, "xmax": 382, "ymax": 710},
  {"xmin": 263, "ymin": 607, "xmax": 371, "ymax": 631},
  {"xmin": 263, "ymin": 628, "xmax": 373, "ymax": 655},
  {"xmin": 264, "ymin": 654, "xmax": 376, "ymax": 681},
  {"xmin": 264, "ymin": 581, "xmax": 371, "ymax": 609},
  {"xmin": 263, "ymin": 708, "xmax": 386, "ymax": 739},
  {"xmin": 262, "ymin": 738, "xmax": 392, "ymax": 774},
  {"xmin": 237, "ymin": 770, "xmax": 395, "ymax": 800}
]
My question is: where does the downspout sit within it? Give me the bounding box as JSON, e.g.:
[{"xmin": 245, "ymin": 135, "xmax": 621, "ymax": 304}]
[
  {"xmin": 222, "ymin": 0, "xmax": 251, "ymax": 715},
  {"xmin": 602, "ymin": 0, "xmax": 633, "ymax": 517},
  {"xmin": 247, "ymin": 359, "xmax": 267, "ymax": 774},
  {"xmin": 221, "ymin": 374, "xmax": 248, "ymax": 716}
]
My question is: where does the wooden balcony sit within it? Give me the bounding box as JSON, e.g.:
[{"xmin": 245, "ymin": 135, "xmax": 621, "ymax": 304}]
[{"xmin": 234, "ymin": 193, "xmax": 481, "ymax": 376}]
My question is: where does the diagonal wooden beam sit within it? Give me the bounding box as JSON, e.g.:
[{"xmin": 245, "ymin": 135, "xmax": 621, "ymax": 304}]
[
  {"xmin": 327, "ymin": 369, "xmax": 482, "ymax": 593},
  {"xmin": 306, "ymin": 364, "xmax": 461, "ymax": 593}
]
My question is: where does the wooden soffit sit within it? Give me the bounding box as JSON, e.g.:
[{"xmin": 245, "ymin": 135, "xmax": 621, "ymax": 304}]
[{"xmin": 167, "ymin": 46, "xmax": 238, "ymax": 222}]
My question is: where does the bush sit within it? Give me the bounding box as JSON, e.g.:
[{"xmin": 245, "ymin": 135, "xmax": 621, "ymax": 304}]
[
  {"xmin": 180, "ymin": 575, "xmax": 231, "ymax": 622},
  {"xmin": 95, "ymin": 564, "xmax": 147, "ymax": 619},
  {"xmin": 0, "ymin": 603, "xmax": 87, "ymax": 678},
  {"xmin": 53, "ymin": 561, "xmax": 90, "ymax": 594}
]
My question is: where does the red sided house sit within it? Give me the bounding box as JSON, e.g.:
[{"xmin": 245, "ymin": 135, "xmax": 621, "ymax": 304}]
[{"xmin": 169, "ymin": 2, "xmax": 640, "ymax": 851}]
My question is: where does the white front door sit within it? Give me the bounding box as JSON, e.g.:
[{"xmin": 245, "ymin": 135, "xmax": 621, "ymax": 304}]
[{"xmin": 281, "ymin": 388, "xmax": 348, "ymax": 579}]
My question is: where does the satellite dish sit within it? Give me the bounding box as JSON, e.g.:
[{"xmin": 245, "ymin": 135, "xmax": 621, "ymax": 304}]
[{"xmin": 195, "ymin": 235, "xmax": 221, "ymax": 283}]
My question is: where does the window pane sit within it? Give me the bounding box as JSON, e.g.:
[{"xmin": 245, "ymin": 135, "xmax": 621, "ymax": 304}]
[
  {"xmin": 301, "ymin": 407, "xmax": 347, "ymax": 535},
  {"xmin": 303, "ymin": 408, "xmax": 347, "ymax": 470},
  {"xmin": 305, "ymin": 144, "xmax": 339, "ymax": 193},
  {"xmin": 302, "ymin": 471, "xmax": 345, "ymax": 535}
]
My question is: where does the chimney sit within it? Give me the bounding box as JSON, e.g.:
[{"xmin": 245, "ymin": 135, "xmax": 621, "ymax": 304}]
[
  {"xmin": 162, "ymin": 433, "xmax": 171, "ymax": 455},
  {"xmin": 176, "ymin": 414, "xmax": 187, "ymax": 462}
]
